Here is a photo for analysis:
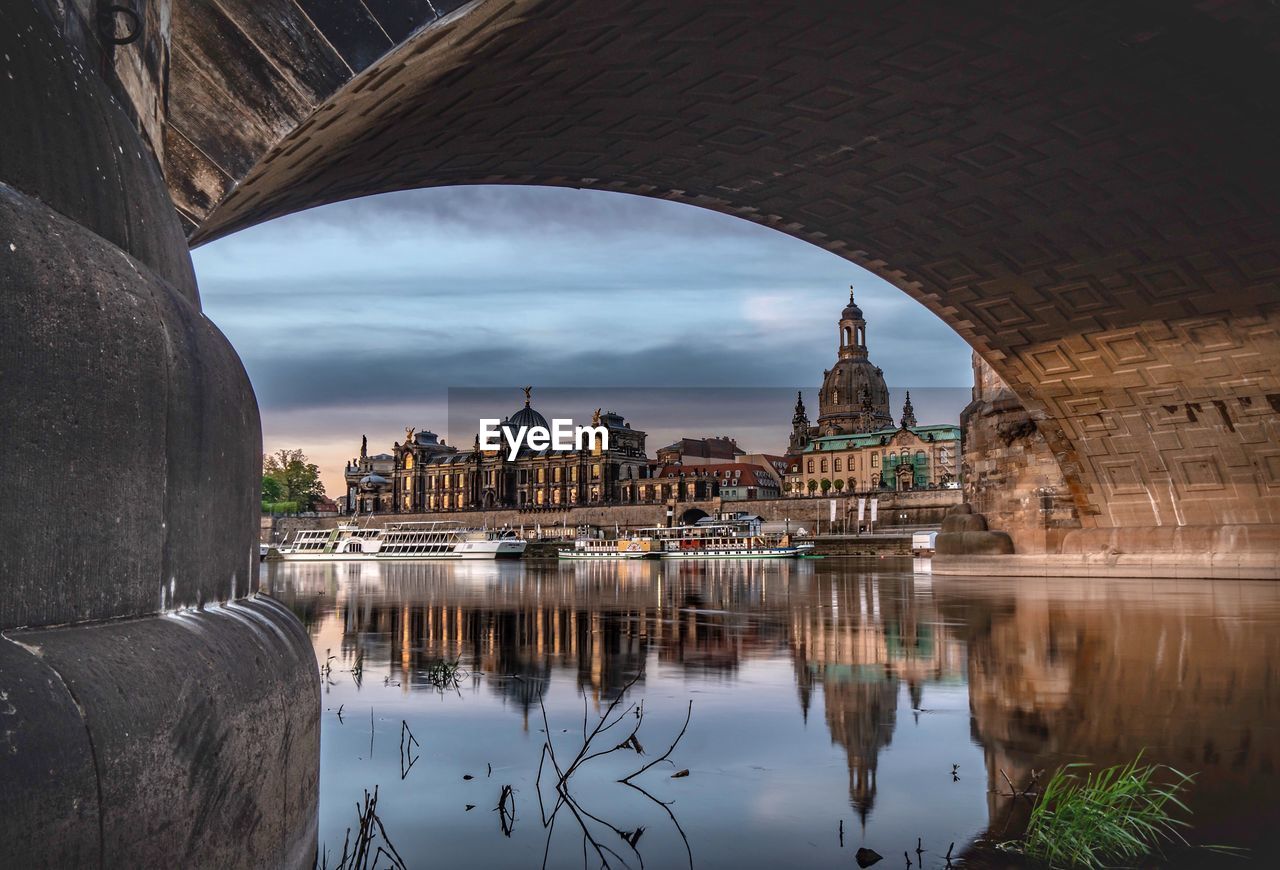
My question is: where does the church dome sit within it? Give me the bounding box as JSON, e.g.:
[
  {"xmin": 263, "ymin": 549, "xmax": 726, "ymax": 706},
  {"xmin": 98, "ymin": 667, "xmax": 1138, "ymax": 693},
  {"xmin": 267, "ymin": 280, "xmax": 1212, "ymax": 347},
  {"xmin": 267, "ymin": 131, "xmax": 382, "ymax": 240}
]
[{"xmin": 817, "ymin": 359, "xmax": 892, "ymax": 434}]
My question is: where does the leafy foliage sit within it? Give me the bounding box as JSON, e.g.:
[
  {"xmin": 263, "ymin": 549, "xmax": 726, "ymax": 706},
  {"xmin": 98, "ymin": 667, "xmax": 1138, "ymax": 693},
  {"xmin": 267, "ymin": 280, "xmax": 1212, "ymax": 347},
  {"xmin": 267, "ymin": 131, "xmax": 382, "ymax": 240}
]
[
  {"xmin": 263, "ymin": 449, "xmax": 326, "ymax": 512},
  {"xmin": 262, "ymin": 500, "xmax": 301, "ymax": 515},
  {"xmin": 1016, "ymin": 753, "xmax": 1197, "ymax": 868},
  {"xmin": 261, "ymin": 475, "xmax": 284, "ymax": 503}
]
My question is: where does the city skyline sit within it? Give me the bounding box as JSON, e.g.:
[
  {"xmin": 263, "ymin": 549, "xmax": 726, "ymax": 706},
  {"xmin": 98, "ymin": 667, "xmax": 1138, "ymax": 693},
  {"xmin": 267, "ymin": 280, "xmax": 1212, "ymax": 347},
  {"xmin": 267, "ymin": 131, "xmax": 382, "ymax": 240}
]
[{"xmin": 193, "ymin": 185, "xmax": 973, "ymax": 494}]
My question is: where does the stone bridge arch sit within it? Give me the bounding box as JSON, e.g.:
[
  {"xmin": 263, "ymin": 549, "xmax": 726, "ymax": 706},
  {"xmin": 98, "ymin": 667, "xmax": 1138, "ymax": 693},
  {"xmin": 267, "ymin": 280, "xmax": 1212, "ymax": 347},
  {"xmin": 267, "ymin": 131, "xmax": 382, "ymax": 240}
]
[{"xmin": 163, "ymin": 0, "xmax": 1280, "ymax": 556}]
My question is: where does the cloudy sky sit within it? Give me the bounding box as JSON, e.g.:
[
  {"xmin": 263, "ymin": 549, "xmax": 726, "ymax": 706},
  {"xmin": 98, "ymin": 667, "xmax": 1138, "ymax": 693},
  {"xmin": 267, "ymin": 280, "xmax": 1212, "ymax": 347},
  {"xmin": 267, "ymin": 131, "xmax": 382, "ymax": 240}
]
[{"xmin": 192, "ymin": 186, "xmax": 973, "ymax": 493}]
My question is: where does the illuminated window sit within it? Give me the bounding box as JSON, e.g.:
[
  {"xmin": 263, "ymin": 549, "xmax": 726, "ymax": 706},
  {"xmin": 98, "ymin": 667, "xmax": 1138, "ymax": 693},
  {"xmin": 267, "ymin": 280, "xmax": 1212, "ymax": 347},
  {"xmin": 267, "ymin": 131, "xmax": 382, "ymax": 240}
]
[
  {"xmin": 834, "ymin": 458, "xmax": 841, "ymax": 472},
  {"xmin": 872, "ymin": 454, "xmax": 879, "ymax": 467},
  {"xmin": 807, "ymin": 460, "xmax": 814, "ymax": 473},
  {"xmin": 820, "ymin": 459, "xmax": 828, "ymax": 473},
  {"xmin": 404, "ymin": 453, "xmax": 414, "ymax": 469}
]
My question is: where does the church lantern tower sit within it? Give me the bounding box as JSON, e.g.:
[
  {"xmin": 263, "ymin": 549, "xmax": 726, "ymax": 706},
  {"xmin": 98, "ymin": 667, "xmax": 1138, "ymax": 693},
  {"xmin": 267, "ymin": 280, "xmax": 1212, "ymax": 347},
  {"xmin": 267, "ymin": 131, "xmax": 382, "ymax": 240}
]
[{"xmin": 816, "ymin": 288, "xmax": 894, "ymax": 435}]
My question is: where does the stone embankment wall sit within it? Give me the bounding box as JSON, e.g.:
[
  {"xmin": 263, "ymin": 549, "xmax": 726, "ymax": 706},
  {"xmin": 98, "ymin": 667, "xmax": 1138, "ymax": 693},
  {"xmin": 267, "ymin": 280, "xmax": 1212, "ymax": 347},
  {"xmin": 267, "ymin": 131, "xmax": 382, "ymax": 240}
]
[
  {"xmin": 267, "ymin": 490, "xmax": 962, "ymax": 543},
  {"xmin": 961, "ymin": 353, "xmax": 1079, "ymax": 553}
]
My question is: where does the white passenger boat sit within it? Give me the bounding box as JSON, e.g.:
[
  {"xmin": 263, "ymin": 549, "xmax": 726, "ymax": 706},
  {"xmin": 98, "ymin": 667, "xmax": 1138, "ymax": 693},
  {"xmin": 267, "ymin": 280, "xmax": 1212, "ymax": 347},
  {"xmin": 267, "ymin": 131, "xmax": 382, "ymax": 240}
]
[
  {"xmin": 271, "ymin": 522, "xmax": 526, "ymax": 561},
  {"xmin": 559, "ymin": 535, "xmax": 662, "ymax": 560},
  {"xmin": 560, "ymin": 517, "xmax": 813, "ymax": 560},
  {"xmin": 648, "ymin": 518, "xmax": 813, "ymax": 559}
]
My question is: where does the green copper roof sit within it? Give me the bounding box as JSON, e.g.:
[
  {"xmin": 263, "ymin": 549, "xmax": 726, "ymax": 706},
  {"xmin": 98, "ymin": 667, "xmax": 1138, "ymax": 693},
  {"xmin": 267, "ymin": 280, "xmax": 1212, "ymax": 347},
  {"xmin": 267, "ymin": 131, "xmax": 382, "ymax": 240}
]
[{"xmin": 802, "ymin": 424, "xmax": 959, "ymax": 453}]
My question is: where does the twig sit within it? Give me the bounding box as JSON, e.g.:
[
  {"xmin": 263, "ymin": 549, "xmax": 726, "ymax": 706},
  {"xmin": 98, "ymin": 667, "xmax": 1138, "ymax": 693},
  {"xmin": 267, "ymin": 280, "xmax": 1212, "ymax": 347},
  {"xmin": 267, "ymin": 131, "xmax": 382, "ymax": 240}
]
[
  {"xmin": 622, "ymin": 779, "xmax": 693, "ymax": 870},
  {"xmin": 620, "ymin": 701, "xmax": 692, "ymax": 784},
  {"xmin": 557, "ymin": 672, "xmax": 644, "ymax": 787}
]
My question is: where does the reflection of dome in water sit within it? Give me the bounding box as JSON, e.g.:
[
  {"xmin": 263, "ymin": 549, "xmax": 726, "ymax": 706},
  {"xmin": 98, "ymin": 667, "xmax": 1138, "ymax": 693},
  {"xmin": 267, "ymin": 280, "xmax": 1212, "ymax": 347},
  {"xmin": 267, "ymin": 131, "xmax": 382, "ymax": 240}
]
[{"xmin": 824, "ymin": 676, "xmax": 899, "ymax": 823}]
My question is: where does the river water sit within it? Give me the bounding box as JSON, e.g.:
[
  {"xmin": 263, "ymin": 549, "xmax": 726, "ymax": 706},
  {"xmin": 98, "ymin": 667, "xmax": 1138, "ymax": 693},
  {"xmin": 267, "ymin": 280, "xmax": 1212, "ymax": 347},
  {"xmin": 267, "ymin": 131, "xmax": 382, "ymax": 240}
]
[{"xmin": 264, "ymin": 558, "xmax": 1279, "ymax": 869}]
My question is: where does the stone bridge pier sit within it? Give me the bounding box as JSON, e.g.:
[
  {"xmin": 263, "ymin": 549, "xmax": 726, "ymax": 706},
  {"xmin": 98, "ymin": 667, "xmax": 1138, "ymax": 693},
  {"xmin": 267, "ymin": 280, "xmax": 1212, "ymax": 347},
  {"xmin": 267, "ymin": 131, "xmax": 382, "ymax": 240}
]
[{"xmin": 1, "ymin": 2, "xmax": 317, "ymax": 865}]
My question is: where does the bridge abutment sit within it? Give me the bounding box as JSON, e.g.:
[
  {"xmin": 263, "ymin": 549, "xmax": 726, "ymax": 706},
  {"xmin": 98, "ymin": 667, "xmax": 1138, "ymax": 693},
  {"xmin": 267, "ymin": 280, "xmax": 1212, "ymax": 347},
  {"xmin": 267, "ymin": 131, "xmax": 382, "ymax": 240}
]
[{"xmin": 1, "ymin": 2, "xmax": 317, "ymax": 863}]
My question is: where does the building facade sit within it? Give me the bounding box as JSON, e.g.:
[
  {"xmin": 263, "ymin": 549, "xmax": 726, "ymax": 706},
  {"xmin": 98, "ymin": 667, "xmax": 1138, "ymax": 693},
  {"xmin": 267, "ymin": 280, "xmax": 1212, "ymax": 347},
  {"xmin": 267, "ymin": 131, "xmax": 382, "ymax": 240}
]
[{"xmin": 344, "ymin": 390, "xmax": 650, "ymax": 513}]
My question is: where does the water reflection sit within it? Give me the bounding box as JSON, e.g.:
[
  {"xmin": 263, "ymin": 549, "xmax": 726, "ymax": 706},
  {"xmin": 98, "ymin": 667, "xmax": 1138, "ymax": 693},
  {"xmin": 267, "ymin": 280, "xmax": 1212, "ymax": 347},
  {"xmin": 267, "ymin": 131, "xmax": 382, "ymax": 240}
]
[{"xmin": 267, "ymin": 561, "xmax": 1279, "ymax": 868}]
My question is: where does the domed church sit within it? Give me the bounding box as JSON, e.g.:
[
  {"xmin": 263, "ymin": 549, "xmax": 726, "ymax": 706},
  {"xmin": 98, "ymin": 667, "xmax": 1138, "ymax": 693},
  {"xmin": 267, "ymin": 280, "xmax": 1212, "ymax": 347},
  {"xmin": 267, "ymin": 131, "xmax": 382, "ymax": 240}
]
[
  {"xmin": 785, "ymin": 289, "xmax": 961, "ymax": 494},
  {"xmin": 816, "ymin": 288, "xmax": 894, "ymax": 436}
]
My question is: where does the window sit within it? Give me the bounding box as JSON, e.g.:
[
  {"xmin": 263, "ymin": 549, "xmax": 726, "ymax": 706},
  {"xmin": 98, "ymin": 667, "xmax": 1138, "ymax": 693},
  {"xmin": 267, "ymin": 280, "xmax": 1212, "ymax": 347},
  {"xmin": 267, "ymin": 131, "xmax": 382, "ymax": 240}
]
[
  {"xmin": 592, "ymin": 464, "xmax": 601, "ymax": 479},
  {"xmin": 553, "ymin": 467, "xmax": 561, "ymax": 483},
  {"xmin": 820, "ymin": 459, "xmax": 828, "ymax": 473},
  {"xmin": 570, "ymin": 466, "xmax": 578, "ymax": 482},
  {"xmin": 807, "ymin": 460, "xmax": 814, "ymax": 473},
  {"xmin": 872, "ymin": 454, "xmax": 879, "ymax": 468},
  {"xmin": 834, "ymin": 458, "xmax": 842, "ymax": 472},
  {"xmin": 537, "ymin": 467, "xmax": 545, "ymax": 483}
]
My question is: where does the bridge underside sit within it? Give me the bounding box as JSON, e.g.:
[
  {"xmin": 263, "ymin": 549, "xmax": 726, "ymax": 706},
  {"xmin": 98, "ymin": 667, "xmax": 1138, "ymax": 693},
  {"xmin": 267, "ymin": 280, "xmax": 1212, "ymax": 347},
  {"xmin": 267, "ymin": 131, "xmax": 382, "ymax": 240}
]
[{"xmin": 169, "ymin": 0, "xmax": 1280, "ymax": 562}]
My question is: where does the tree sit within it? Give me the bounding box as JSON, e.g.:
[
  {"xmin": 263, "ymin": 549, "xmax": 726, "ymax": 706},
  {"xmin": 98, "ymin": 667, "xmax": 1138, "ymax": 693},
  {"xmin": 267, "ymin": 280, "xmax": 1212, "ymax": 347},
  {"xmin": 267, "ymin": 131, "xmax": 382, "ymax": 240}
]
[
  {"xmin": 263, "ymin": 449, "xmax": 326, "ymax": 511},
  {"xmin": 806, "ymin": 479, "xmax": 818, "ymax": 494},
  {"xmin": 832, "ymin": 478, "xmax": 845, "ymax": 493},
  {"xmin": 820, "ymin": 478, "xmax": 832, "ymax": 493},
  {"xmin": 261, "ymin": 475, "xmax": 284, "ymax": 503}
]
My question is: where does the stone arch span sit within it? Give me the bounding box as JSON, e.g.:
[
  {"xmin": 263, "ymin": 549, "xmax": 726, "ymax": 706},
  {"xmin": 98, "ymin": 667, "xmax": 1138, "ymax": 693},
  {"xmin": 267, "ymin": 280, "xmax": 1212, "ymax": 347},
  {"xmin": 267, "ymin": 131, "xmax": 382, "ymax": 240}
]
[{"xmin": 167, "ymin": 0, "xmax": 1280, "ymax": 551}]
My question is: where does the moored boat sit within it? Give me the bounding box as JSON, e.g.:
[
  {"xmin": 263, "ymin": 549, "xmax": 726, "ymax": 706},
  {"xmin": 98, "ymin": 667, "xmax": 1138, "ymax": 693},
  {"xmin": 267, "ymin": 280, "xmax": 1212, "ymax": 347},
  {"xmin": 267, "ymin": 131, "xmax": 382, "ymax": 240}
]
[
  {"xmin": 559, "ymin": 535, "xmax": 662, "ymax": 560},
  {"xmin": 648, "ymin": 517, "xmax": 812, "ymax": 559},
  {"xmin": 271, "ymin": 522, "xmax": 526, "ymax": 561}
]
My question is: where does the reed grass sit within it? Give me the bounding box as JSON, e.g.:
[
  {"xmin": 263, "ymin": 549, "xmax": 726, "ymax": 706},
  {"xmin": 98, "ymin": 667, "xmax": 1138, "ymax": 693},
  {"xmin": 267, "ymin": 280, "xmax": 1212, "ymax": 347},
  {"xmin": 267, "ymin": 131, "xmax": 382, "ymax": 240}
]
[{"xmin": 1017, "ymin": 753, "xmax": 1194, "ymax": 868}]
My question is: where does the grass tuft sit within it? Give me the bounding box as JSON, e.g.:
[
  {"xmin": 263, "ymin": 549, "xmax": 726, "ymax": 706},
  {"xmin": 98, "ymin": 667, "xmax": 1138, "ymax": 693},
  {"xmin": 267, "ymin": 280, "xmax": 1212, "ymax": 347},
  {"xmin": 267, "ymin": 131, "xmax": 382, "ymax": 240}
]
[{"xmin": 1013, "ymin": 752, "xmax": 1195, "ymax": 868}]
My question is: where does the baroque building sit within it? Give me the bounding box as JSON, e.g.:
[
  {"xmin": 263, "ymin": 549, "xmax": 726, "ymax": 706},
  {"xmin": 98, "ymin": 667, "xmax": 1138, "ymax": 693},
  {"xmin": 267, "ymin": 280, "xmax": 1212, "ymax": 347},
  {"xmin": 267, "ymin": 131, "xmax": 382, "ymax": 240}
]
[
  {"xmin": 785, "ymin": 290, "xmax": 960, "ymax": 494},
  {"xmin": 344, "ymin": 389, "xmax": 649, "ymax": 513}
]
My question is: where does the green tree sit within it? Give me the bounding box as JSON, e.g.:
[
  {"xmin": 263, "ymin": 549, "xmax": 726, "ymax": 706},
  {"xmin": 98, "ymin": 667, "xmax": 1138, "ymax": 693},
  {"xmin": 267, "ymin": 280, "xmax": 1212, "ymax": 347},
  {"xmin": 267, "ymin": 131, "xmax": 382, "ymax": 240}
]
[
  {"xmin": 820, "ymin": 478, "xmax": 832, "ymax": 493},
  {"xmin": 832, "ymin": 478, "xmax": 845, "ymax": 493},
  {"xmin": 263, "ymin": 449, "xmax": 326, "ymax": 511},
  {"xmin": 806, "ymin": 479, "xmax": 818, "ymax": 494},
  {"xmin": 261, "ymin": 475, "xmax": 284, "ymax": 503}
]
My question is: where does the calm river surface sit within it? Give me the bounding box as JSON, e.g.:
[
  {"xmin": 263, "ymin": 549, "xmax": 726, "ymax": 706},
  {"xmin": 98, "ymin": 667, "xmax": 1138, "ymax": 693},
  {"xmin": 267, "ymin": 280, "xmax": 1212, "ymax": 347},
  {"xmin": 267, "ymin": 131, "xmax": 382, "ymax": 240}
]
[{"xmin": 264, "ymin": 559, "xmax": 1280, "ymax": 868}]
